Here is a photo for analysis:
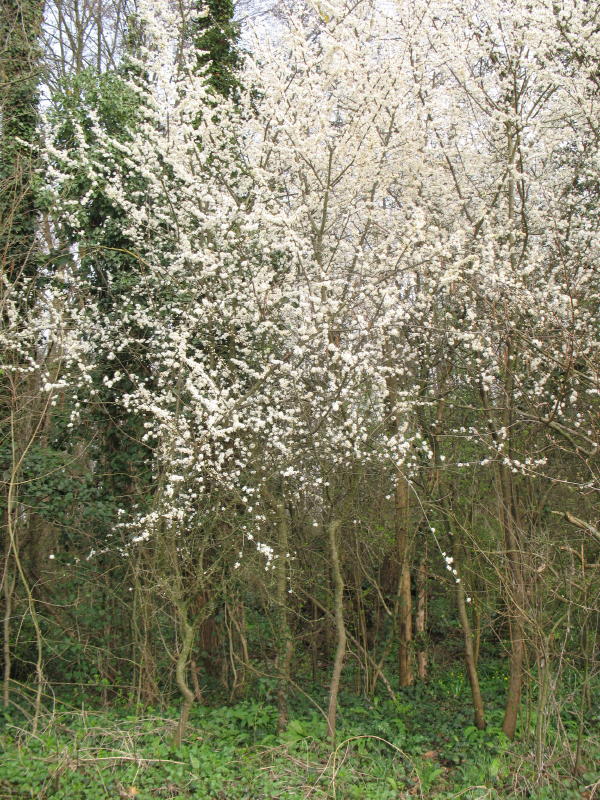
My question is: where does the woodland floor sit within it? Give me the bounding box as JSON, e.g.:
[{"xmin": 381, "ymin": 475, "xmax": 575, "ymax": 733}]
[{"xmin": 1, "ymin": 660, "xmax": 599, "ymax": 800}]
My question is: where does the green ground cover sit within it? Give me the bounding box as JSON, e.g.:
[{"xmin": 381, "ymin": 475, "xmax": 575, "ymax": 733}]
[{"xmin": 1, "ymin": 663, "xmax": 598, "ymax": 800}]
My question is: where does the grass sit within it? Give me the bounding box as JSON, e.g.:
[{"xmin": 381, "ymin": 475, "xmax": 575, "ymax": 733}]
[{"xmin": 1, "ymin": 662, "xmax": 599, "ymax": 799}]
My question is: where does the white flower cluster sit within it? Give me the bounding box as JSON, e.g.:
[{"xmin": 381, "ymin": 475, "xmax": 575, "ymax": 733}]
[
  {"xmin": 442, "ymin": 553, "xmax": 460, "ymax": 584},
  {"xmin": 40, "ymin": 0, "xmax": 599, "ymax": 585}
]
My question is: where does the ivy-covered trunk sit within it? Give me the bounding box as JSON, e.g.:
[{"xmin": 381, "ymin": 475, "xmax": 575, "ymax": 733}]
[
  {"xmin": 0, "ymin": 0, "xmax": 44, "ymax": 282},
  {"xmin": 0, "ymin": 0, "xmax": 45, "ymax": 716}
]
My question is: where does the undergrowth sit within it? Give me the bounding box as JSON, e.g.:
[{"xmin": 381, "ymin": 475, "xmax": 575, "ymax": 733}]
[{"xmin": 1, "ymin": 663, "xmax": 598, "ymax": 800}]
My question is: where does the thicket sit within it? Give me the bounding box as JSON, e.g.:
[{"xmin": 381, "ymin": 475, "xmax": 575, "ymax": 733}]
[{"xmin": 1, "ymin": 0, "xmax": 599, "ymax": 797}]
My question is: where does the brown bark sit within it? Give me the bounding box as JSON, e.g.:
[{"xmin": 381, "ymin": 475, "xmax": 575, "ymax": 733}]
[
  {"xmin": 499, "ymin": 113, "xmax": 528, "ymax": 740},
  {"xmin": 503, "ymin": 612, "xmax": 525, "ymax": 739},
  {"xmin": 2, "ymin": 558, "xmax": 14, "ymax": 708},
  {"xmin": 395, "ymin": 475, "xmax": 413, "ymax": 687},
  {"xmin": 327, "ymin": 520, "xmax": 346, "ymax": 744},
  {"xmin": 174, "ymin": 616, "xmax": 195, "ymax": 747},
  {"xmin": 439, "ymin": 488, "xmax": 486, "ymax": 731},
  {"xmin": 226, "ymin": 601, "xmax": 249, "ymax": 699},
  {"xmin": 480, "ymin": 332, "xmax": 527, "ymax": 740},
  {"xmin": 456, "ymin": 573, "xmax": 486, "ymax": 729},
  {"xmin": 310, "ymin": 598, "xmax": 319, "ymax": 682},
  {"xmin": 275, "ymin": 503, "xmax": 292, "ymax": 732},
  {"xmin": 498, "ymin": 460, "xmax": 526, "ymax": 740},
  {"xmin": 415, "ymin": 549, "xmax": 428, "ymax": 681}
]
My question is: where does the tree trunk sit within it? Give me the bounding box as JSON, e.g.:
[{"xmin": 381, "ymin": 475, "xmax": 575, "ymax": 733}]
[
  {"xmin": 415, "ymin": 548, "xmax": 428, "ymax": 681},
  {"xmin": 395, "ymin": 475, "xmax": 413, "ymax": 687},
  {"xmin": 456, "ymin": 571, "xmax": 486, "ymax": 729},
  {"xmin": 498, "ymin": 461, "xmax": 526, "ymax": 740},
  {"xmin": 327, "ymin": 520, "xmax": 346, "ymax": 745},
  {"xmin": 0, "ymin": 0, "xmax": 44, "ymax": 284},
  {"xmin": 275, "ymin": 502, "xmax": 292, "ymax": 732},
  {"xmin": 2, "ymin": 559, "xmax": 14, "ymax": 708},
  {"xmin": 437, "ymin": 480, "xmax": 485, "ymax": 730},
  {"xmin": 174, "ymin": 615, "xmax": 195, "ymax": 747},
  {"xmin": 503, "ymin": 613, "xmax": 525, "ymax": 739},
  {"xmin": 0, "ymin": 0, "xmax": 44, "ymax": 720},
  {"xmin": 499, "ymin": 114, "xmax": 528, "ymax": 741}
]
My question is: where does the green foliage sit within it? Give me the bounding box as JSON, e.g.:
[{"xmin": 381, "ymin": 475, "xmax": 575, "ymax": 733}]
[
  {"xmin": 45, "ymin": 63, "xmax": 154, "ymax": 525},
  {"xmin": 189, "ymin": 0, "xmax": 242, "ymax": 99},
  {"xmin": 2, "ymin": 663, "xmax": 598, "ymax": 799},
  {"xmin": 51, "ymin": 69, "xmax": 140, "ymax": 145},
  {"xmin": 47, "ymin": 67, "xmax": 144, "ymax": 291},
  {"xmin": 0, "ymin": 440, "xmax": 116, "ymax": 532},
  {"xmin": 0, "ymin": 0, "xmax": 45, "ymax": 285}
]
